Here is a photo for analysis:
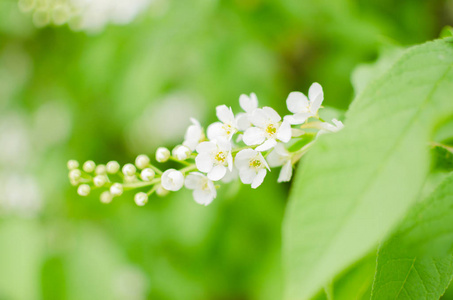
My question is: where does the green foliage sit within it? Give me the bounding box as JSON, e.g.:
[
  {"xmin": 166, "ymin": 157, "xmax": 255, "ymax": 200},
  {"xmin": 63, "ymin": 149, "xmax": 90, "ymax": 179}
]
[
  {"xmin": 371, "ymin": 173, "xmax": 453, "ymax": 299},
  {"xmin": 284, "ymin": 38, "xmax": 453, "ymax": 299}
]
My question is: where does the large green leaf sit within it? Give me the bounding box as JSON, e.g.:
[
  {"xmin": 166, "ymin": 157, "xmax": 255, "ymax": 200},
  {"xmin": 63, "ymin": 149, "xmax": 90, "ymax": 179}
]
[
  {"xmin": 283, "ymin": 38, "xmax": 453, "ymax": 300},
  {"xmin": 371, "ymin": 173, "xmax": 453, "ymax": 299}
]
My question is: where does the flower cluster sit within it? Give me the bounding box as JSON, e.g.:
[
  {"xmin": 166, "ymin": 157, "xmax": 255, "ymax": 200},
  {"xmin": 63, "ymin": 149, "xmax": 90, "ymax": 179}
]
[
  {"xmin": 18, "ymin": 0, "xmax": 152, "ymax": 33},
  {"xmin": 68, "ymin": 83, "xmax": 343, "ymax": 206}
]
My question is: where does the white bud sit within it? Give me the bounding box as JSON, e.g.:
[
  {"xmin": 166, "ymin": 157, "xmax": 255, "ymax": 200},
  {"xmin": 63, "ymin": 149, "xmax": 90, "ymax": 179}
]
[
  {"xmin": 161, "ymin": 169, "xmax": 184, "ymax": 191},
  {"xmin": 93, "ymin": 175, "xmax": 107, "ymax": 187},
  {"xmin": 83, "ymin": 160, "xmax": 96, "ymax": 173},
  {"xmin": 134, "ymin": 192, "xmax": 148, "ymax": 206},
  {"xmin": 52, "ymin": 5, "xmax": 70, "ymax": 26},
  {"xmin": 172, "ymin": 145, "xmax": 191, "ymax": 161},
  {"xmin": 156, "ymin": 185, "xmax": 169, "ymax": 197},
  {"xmin": 67, "ymin": 160, "xmax": 79, "ymax": 170},
  {"xmin": 124, "ymin": 175, "xmax": 137, "ymax": 183},
  {"xmin": 77, "ymin": 184, "xmax": 91, "ymax": 196},
  {"xmin": 95, "ymin": 164, "xmax": 107, "ymax": 175},
  {"xmin": 156, "ymin": 147, "xmax": 170, "ymax": 163},
  {"xmin": 69, "ymin": 169, "xmax": 81, "ymax": 181},
  {"xmin": 100, "ymin": 191, "xmax": 113, "ymax": 204},
  {"xmin": 110, "ymin": 183, "xmax": 123, "ymax": 196},
  {"xmin": 106, "ymin": 161, "xmax": 120, "ymax": 174},
  {"xmin": 140, "ymin": 168, "xmax": 155, "ymax": 181},
  {"xmin": 135, "ymin": 154, "xmax": 150, "ymax": 169},
  {"xmin": 122, "ymin": 163, "xmax": 136, "ymax": 176}
]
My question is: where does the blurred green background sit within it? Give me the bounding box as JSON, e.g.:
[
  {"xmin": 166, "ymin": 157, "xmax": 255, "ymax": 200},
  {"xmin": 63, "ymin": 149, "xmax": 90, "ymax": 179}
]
[{"xmin": 0, "ymin": 0, "xmax": 452, "ymax": 299}]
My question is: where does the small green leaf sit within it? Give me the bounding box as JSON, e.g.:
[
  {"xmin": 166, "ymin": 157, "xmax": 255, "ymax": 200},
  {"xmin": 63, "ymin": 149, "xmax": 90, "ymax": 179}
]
[
  {"xmin": 371, "ymin": 173, "xmax": 453, "ymax": 299},
  {"xmin": 284, "ymin": 38, "xmax": 453, "ymax": 299}
]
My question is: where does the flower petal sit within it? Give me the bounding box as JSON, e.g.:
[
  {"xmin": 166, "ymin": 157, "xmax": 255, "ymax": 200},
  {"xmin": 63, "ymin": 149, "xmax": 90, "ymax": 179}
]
[
  {"xmin": 195, "ymin": 153, "xmax": 214, "ymax": 172},
  {"xmin": 255, "ymin": 138, "xmax": 277, "ymax": 151},
  {"xmin": 235, "ymin": 149, "xmax": 257, "ymax": 169},
  {"xmin": 193, "ymin": 189, "xmax": 214, "ymax": 206},
  {"xmin": 184, "ymin": 172, "xmax": 204, "ymax": 189},
  {"xmin": 236, "ymin": 113, "xmax": 251, "ymax": 131},
  {"xmin": 239, "ymin": 168, "xmax": 256, "ymax": 184},
  {"xmin": 286, "ymin": 92, "xmax": 309, "ymax": 114},
  {"xmin": 196, "ymin": 141, "xmax": 216, "ymax": 154},
  {"xmin": 308, "ymin": 82, "xmax": 323, "ymax": 102},
  {"xmin": 278, "ymin": 160, "xmax": 293, "ymax": 182},
  {"xmin": 250, "ymin": 109, "xmax": 267, "ymax": 127},
  {"xmin": 216, "ymin": 105, "xmax": 234, "ymax": 124},
  {"xmin": 208, "ymin": 165, "xmax": 227, "ymax": 181},
  {"xmin": 243, "ymin": 127, "xmax": 266, "ymax": 146},
  {"xmin": 262, "ymin": 106, "xmax": 281, "ymax": 123},
  {"xmin": 251, "ymin": 168, "xmax": 266, "ymax": 189},
  {"xmin": 207, "ymin": 122, "xmax": 225, "ymax": 140},
  {"xmin": 276, "ymin": 119, "xmax": 292, "ymax": 143},
  {"xmin": 239, "ymin": 93, "xmax": 258, "ymax": 113}
]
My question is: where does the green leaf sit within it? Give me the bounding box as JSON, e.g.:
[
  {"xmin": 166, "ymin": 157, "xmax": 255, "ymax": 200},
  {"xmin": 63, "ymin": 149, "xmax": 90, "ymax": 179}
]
[
  {"xmin": 432, "ymin": 143, "xmax": 453, "ymax": 172},
  {"xmin": 371, "ymin": 173, "xmax": 453, "ymax": 299},
  {"xmin": 284, "ymin": 38, "xmax": 453, "ymax": 300}
]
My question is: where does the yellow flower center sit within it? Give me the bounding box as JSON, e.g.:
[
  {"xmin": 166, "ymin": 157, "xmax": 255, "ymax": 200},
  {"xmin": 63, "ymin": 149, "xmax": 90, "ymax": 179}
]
[
  {"xmin": 265, "ymin": 123, "xmax": 277, "ymax": 137},
  {"xmin": 250, "ymin": 159, "xmax": 262, "ymax": 168},
  {"xmin": 215, "ymin": 151, "xmax": 227, "ymax": 164}
]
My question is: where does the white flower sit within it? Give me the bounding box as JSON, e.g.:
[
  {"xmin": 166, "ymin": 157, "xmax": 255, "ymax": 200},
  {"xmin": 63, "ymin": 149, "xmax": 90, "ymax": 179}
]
[
  {"xmin": 106, "ymin": 161, "xmax": 120, "ymax": 174},
  {"xmin": 207, "ymin": 105, "xmax": 237, "ymax": 141},
  {"xmin": 243, "ymin": 107, "xmax": 291, "ymax": 151},
  {"xmin": 83, "ymin": 160, "xmax": 96, "ymax": 173},
  {"xmin": 156, "ymin": 147, "xmax": 170, "ymax": 163},
  {"xmin": 135, "ymin": 154, "xmax": 150, "ymax": 169},
  {"xmin": 285, "ymin": 82, "xmax": 324, "ymax": 125},
  {"xmin": 184, "ymin": 172, "xmax": 217, "ymax": 206},
  {"xmin": 134, "ymin": 192, "xmax": 148, "ymax": 206},
  {"xmin": 69, "ymin": 169, "xmax": 81, "ymax": 182},
  {"xmin": 267, "ymin": 143, "xmax": 293, "ymax": 182},
  {"xmin": 236, "ymin": 93, "xmax": 258, "ymax": 131},
  {"xmin": 161, "ymin": 169, "xmax": 184, "ymax": 191},
  {"xmin": 221, "ymin": 168, "xmax": 238, "ymax": 183},
  {"xmin": 156, "ymin": 185, "xmax": 169, "ymax": 197},
  {"xmin": 77, "ymin": 184, "xmax": 91, "ymax": 196},
  {"xmin": 318, "ymin": 119, "xmax": 344, "ymax": 135},
  {"xmin": 122, "ymin": 164, "xmax": 136, "ymax": 176},
  {"xmin": 172, "ymin": 145, "xmax": 191, "ymax": 161},
  {"xmin": 195, "ymin": 137, "xmax": 233, "ymax": 181},
  {"xmin": 183, "ymin": 118, "xmax": 204, "ymax": 151},
  {"xmin": 235, "ymin": 149, "xmax": 270, "ymax": 189},
  {"xmin": 140, "ymin": 168, "xmax": 155, "ymax": 181}
]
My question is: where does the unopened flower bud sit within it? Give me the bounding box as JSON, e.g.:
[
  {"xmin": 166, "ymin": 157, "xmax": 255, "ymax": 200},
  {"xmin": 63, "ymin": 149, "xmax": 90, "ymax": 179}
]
[
  {"xmin": 140, "ymin": 168, "xmax": 155, "ymax": 181},
  {"xmin": 77, "ymin": 184, "xmax": 91, "ymax": 196},
  {"xmin": 100, "ymin": 191, "xmax": 113, "ymax": 204},
  {"xmin": 93, "ymin": 175, "xmax": 107, "ymax": 187},
  {"xmin": 156, "ymin": 185, "xmax": 169, "ymax": 197},
  {"xmin": 106, "ymin": 161, "xmax": 120, "ymax": 174},
  {"xmin": 161, "ymin": 169, "xmax": 184, "ymax": 191},
  {"xmin": 110, "ymin": 183, "xmax": 123, "ymax": 196},
  {"xmin": 122, "ymin": 163, "xmax": 136, "ymax": 176},
  {"xmin": 172, "ymin": 145, "xmax": 191, "ymax": 161},
  {"xmin": 135, "ymin": 154, "xmax": 150, "ymax": 169},
  {"xmin": 95, "ymin": 164, "xmax": 107, "ymax": 175},
  {"xmin": 69, "ymin": 169, "xmax": 81, "ymax": 181},
  {"xmin": 124, "ymin": 175, "xmax": 137, "ymax": 183},
  {"xmin": 134, "ymin": 192, "xmax": 148, "ymax": 206},
  {"xmin": 83, "ymin": 160, "xmax": 96, "ymax": 173},
  {"xmin": 67, "ymin": 160, "xmax": 79, "ymax": 170},
  {"xmin": 156, "ymin": 147, "xmax": 170, "ymax": 163}
]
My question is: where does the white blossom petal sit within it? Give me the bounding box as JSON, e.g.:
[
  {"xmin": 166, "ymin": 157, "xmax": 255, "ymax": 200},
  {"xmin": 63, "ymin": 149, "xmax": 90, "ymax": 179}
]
[
  {"xmin": 207, "ymin": 122, "xmax": 225, "ymax": 140},
  {"xmin": 262, "ymin": 107, "xmax": 281, "ymax": 123},
  {"xmin": 161, "ymin": 169, "xmax": 184, "ymax": 191},
  {"xmin": 235, "ymin": 149, "xmax": 257, "ymax": 168},
  {"xmin": 196, "ymin": 141, "xmax": 217, "ymax": 154},
  {"xmin": 286, "ymin": 92, "xmax": 309, "ymax": 114},
  {"xmin": 193, "ymin": 189, "xmax": 215, "ymax": 206},
  {"xmin": 278, "ymin": 160, "xmax": 293, "ymax": 182},
  {"xmin": 208, "ymin": 165, "xmax": 227, "ymax": 181},
  {"xmin": 251, "ymin": 168, "xmax": 267, "ymax": 189},
  {"xmin": 276, "ymin": 119, "xmax": 292, "ymax": 143},
  {"xmin": 236, "ymin": 113, "xmax": 251, "ymax": 131},
  {"xmin": 250, "ymin": 109, "xmax": 267, "ymax": 127},
  {"xmin": 195, "ymin": 153, "xmax": 213, "ymax": 172},
  {"xmin": 216, "ymin": 105, "xmax": 234, "ymax": 124},
  {"xmin": 239, "ymin": 93, "xmax": 258, "ymax": 113},
  {"xmin": 243, "ymin": 127, "xmax": 266, "ymax": 146},
  {"xmin": 255, "ymin": 138, "xmax": 277, "ymax": 152},
  {"xmin": 184, "ymin": 172, "xmax": 204, "ymax": 189},
  {"xmin": 239, "ymin": 168, "xmax": 256, "ymax": 184}
]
